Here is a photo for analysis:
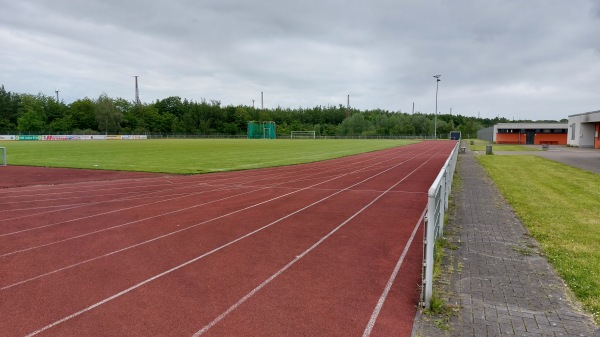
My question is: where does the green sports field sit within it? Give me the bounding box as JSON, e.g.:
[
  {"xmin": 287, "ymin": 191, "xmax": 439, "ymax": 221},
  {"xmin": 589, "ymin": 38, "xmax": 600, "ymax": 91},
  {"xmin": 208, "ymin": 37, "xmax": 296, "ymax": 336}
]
[{"xmin": 0, "ymin": 139, "xmax": 418, "ymax": 174}]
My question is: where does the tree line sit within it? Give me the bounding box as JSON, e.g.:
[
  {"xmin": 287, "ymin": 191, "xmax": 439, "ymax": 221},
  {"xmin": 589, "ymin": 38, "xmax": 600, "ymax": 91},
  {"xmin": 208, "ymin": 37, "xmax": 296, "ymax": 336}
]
[{"xmin": 1, "ymin": 85, "xmax": 559, "ymax": 138}]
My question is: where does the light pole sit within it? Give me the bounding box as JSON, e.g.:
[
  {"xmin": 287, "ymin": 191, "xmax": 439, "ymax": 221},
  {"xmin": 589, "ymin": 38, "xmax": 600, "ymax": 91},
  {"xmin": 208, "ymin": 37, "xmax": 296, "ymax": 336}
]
[{"xmin": 433, "ymin": 75, "xmax": 441, "ymax": 139}]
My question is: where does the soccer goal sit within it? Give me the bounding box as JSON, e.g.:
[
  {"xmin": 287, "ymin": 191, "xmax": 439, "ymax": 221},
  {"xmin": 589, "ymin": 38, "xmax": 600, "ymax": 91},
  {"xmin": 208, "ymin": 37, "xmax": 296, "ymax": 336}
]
[
  {"xmin": 0, "ymin": 147, "xmax": 6, "ymax": 166},
  {"xmin": 290, "ymin": 131, "xmax": 316, "ymax": 139},
  {"xmin": 248, "ymin": 121, "xmax": 276, "ymax": 139}
]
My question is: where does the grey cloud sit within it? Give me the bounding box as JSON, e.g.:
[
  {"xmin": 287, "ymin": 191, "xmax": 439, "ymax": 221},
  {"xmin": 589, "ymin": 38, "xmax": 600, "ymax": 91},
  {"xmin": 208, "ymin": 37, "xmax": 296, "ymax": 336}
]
[{"xmin": 0, "ymin": 0, "xmax": 598, "ymax": 119}]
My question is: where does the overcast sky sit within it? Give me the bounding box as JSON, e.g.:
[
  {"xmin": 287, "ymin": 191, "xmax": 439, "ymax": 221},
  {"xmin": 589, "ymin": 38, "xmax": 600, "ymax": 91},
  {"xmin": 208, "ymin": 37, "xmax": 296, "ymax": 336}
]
[{"xmin": 1, "ymin": 0, "xmax": 599, "ymax": 120}]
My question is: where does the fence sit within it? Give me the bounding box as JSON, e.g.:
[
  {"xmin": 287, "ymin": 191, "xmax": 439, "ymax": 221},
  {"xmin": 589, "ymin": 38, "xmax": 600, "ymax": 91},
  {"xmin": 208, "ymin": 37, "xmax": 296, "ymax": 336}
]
[
  {"xmin": 421, "ymin": 141, "xmax": 459, "ymax": 309},
  {"xmin": 1, "ymin": 132, "xmax": 453, "ymax": 140},
  {"xmin": 0, "ymin": 147, "xmax": 5, "ymax": 166}
]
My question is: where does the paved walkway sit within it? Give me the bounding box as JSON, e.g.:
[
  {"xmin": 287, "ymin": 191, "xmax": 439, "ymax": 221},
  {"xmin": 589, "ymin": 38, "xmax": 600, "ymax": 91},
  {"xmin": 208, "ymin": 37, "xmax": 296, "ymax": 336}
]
[
  {"xmin": 412, "ymin": 145, "xmax": 600, "ymax": 337},
  {"xmin": 493, "ymin": 145, "xmax": 600, "ymax": 174}
]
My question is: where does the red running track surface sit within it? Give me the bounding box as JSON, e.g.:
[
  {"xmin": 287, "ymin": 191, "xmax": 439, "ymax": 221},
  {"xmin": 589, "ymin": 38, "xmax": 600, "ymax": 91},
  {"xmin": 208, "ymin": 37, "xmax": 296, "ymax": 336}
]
[{"xmin": 0, "ymin": 141, "xmax": 456, "ymax": 337}]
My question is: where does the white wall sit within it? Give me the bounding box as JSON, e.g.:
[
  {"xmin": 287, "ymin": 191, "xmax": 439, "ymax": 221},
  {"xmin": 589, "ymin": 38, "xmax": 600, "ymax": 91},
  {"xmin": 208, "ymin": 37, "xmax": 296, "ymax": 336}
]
[{"xmin": 568, "ymin": 111, "xmax": 600, "ymax": 147}]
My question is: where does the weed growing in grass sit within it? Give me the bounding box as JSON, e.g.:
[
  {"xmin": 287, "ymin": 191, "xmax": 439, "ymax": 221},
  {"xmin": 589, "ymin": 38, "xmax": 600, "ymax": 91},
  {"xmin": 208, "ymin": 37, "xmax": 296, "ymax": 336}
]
[
  {"xmin": 424, "ymin": 289, "xmax": 460, "ymax": 331},
  {"xmin": 512, "ymin": 245, "xmax": 534, "ymax": 257}
]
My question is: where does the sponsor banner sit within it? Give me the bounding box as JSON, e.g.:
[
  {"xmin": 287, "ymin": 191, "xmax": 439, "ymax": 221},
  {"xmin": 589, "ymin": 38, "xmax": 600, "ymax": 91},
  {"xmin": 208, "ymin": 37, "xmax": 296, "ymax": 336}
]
[
  {"xmin": 121, "ymin": 135, "xmax": 148, "ymax": 140},
  {"xmin": 17, "ymin": 135, "xmax": 41, "ymax": 141},
  {"xmin": 43, "ymin": 135, "xmax": 75, "ymax": 141},
  {"xmin": 76, "ymin": 135, "xmax": 103, "ymax": 140},
  {"xmin": 9, "ymin": 135, "xmax": 148, "ymax": 141}
]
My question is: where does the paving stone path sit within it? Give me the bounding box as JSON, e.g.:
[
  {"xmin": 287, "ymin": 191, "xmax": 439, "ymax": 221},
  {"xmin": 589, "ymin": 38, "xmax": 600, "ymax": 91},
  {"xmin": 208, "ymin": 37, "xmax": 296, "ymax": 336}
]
[{"xmin": 412, "ymin": 145, "xmax": 600, "ymax": 337}]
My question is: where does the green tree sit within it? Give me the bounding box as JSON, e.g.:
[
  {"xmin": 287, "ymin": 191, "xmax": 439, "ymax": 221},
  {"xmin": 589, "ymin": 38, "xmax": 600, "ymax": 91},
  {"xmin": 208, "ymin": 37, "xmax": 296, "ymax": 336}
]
[
  {"xmin": 94, "ymin": 93, "xmax": 122, "ymax": 134},
  {"xmin": 48, "ymin": 116, "xmax": 75, "ymax": 132},
  {"xmin": 70, "ymin": 98, "xmax": 97, "ymax": 130},
  {"xmin": 17, "ymin": 94, "xmax": 46, "ymax": 132},
  {"xmin": 339, "ymin": 113, "xmax": 370, "ymax": 135},
  {"xmin": 411, "ymin": 114, "xmax": 433, "ymax": 136},
  {"xmin": 0, "ymin": 85, "xmax": 20, "ymax": 132}
]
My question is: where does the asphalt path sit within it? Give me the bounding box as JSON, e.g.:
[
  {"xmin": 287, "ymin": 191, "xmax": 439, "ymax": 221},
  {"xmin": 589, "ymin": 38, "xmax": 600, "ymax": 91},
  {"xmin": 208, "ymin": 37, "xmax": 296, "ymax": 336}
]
[{"xmin": 486, "ymin": 145, "xmax": 600, "ymax": 174}]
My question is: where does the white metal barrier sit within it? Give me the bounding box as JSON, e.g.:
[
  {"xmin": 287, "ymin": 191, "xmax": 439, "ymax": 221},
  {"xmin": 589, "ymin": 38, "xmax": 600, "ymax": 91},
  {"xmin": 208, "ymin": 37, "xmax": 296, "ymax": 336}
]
[
  {"xmin": 421, "ymin": 141, "xmax": 459, "ymax": 308},
  {"xmin": 0, "ymin": 147, "xmax": 6, "ymax": 166}
]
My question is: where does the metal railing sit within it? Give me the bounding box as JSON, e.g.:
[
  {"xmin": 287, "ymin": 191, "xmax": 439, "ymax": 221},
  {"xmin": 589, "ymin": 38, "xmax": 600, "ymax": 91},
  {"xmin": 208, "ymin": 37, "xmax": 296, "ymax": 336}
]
[
  {"xmin": 0, "ymin": 147, "xmax": 6, "ymax": 166},
  {"xmin": 421, "ymin": 141, "xmax": 459, "ymax": 308}
]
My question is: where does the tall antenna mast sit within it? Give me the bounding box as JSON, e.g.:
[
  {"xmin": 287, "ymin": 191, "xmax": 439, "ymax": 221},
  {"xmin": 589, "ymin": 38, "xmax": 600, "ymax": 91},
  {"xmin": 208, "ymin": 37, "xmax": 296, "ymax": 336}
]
[
  {"xmin": 345, "ymin": 94, "xmax": 350, "ymax": 116},
  {"xmin": 55, "ymin": 90, "xmax": 60, "ymax": 102},
  {"xmin": 134, "ymin": 76, "xmax": 140, "ymax": 105}
]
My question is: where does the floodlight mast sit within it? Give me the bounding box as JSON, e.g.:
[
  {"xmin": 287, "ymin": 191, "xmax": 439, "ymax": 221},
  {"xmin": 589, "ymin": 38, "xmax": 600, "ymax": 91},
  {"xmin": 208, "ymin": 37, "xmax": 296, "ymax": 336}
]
[
  {"xmin": 134, "ymin": 76, "xmax": 140, "ymax": 105},
  {"xmin": 433, "ymin": 75, "xmax": 441, "ymax": 139}
]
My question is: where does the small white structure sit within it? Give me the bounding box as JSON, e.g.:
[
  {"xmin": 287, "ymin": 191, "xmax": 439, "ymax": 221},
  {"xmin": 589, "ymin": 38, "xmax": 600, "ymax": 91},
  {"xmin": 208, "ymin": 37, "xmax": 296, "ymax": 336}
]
[{"xmin": 567, "ymin": 110, "xmax": 600, "ymax": 149}]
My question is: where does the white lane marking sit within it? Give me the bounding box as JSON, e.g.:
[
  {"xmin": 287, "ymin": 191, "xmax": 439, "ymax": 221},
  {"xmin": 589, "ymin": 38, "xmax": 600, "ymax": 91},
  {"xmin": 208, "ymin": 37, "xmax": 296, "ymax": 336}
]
[
  {"xmin": 4, "ymin": 147, "xmax": 418, "ymax": 289},
  {"xmin": 192, "ymin": 149, "xmax": 440, "ymax": 336},
  {"xmin": 1, "ymin": 146, "xmax": 390, "ymax": 222},
  {"xmin": 0, "ymin": 186, "xmax": 235, "ymax": 238},
  {"xmin": 0, "ymin": 186, "xmax": 257, "ymax": 258},
  {"xmin": 20, "ymin": 146, "xmax": 427, "ymax": 336},
  {"xmin": 0, "ymin": 165, "xmax": 314, "ymax": 223},
  {"xmin": 362, "ymin": 207, "xmax": 426, "ymax": 337},
  {"xmin": 1, "ymin": 146, "xmax": 400, "ymax": 252},
  {"xmin": 1, "ymin": 154, "xmax": 356, "ymax": 232}
]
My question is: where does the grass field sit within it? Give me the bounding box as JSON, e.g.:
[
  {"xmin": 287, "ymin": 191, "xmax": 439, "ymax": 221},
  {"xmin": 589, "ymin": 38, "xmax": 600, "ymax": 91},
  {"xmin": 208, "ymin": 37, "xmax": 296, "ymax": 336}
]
[
  {"xmin": 467, "ymin": 139, "xmax": 537, "ymax": 152},
  {"xmin": 0, "ymin": 139, "xmax": 417, "ymax": 174},
  {"xmin": 478, "ymin": 155, "xmax": 600, "ymax": 323}
]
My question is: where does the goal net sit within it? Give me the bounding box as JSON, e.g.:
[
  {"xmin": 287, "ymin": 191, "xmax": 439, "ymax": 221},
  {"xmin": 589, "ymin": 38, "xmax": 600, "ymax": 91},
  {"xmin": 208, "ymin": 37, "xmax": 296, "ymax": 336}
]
[
  {"xmin": 290, "ymin": 131, "xmax": 316, "ymax": 139},
  {"xmin": 248, "ymin": 121, "xmax": 276, "ymax": 139}
]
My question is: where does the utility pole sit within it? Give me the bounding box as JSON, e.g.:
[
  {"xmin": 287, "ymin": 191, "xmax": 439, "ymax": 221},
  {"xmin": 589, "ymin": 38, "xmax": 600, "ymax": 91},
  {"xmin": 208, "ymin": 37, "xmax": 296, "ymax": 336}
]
[
  {"xmin": 412, "ymin": 102, "xmax": 415, "ymax": 114},
  {"xmin": 346, "ymin": 94, "xmax": 350, "ymax": 117},
  {"xmin": 55, "ymin": 90, "xmax": 59, "ymax": 102},
  {"xmin": 261, "ymin": 91, "xmax": 264, "ymax": 109},
  {"xmin": 252, "ymin": 99, "xmax": 255, "ymax": 108},
  {"xmin": 433, "ymin": 75, "xmax": 441, "ymax": 140},
  {"xmin": 134, "ymin": 76, "xmax": 140, "ymax": 105}
]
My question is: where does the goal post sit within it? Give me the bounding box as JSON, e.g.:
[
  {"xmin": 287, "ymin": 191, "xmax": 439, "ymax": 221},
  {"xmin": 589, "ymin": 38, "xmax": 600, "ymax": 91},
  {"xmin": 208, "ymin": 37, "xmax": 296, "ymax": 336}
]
[
  {"xmin": 290, "ymin": 131, "xmax": 316, "ymax": 139},
  {"xmin": 0, "ymin": 147, "xmax": 6, "ymax": 166}
]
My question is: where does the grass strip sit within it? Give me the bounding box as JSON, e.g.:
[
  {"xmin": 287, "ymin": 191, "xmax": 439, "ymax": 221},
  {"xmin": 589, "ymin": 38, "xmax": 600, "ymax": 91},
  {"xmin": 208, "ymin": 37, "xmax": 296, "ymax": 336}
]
[
  {"xmin": 466, "ymin": 139, "xmax": 537, "ymax": 152},
  {"xmin": 0, "ymin": 139, "xmax": 416, "ymax": 174},
  {"xmin": 478, "ymin": 155, "xmax": 600, "ymax": 323}
]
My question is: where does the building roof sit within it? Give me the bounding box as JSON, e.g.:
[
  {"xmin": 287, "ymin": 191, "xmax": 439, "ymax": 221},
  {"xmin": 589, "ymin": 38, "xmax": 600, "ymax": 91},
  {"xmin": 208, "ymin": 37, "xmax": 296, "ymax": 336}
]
[
  {"xmin": 568, "ymin": 110, "xmax": 600, "ymax": 118},
  {"xmin": 495, "ymin": 123, "xmax": 567, "ymax": 129}
]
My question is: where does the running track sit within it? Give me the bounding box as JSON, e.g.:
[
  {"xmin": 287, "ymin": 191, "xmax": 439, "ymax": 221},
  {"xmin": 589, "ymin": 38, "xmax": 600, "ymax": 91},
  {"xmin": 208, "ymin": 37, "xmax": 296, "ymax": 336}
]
[{"xmin": 0, "ymin": 140, "xmax": 456, "ymax": 336}]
